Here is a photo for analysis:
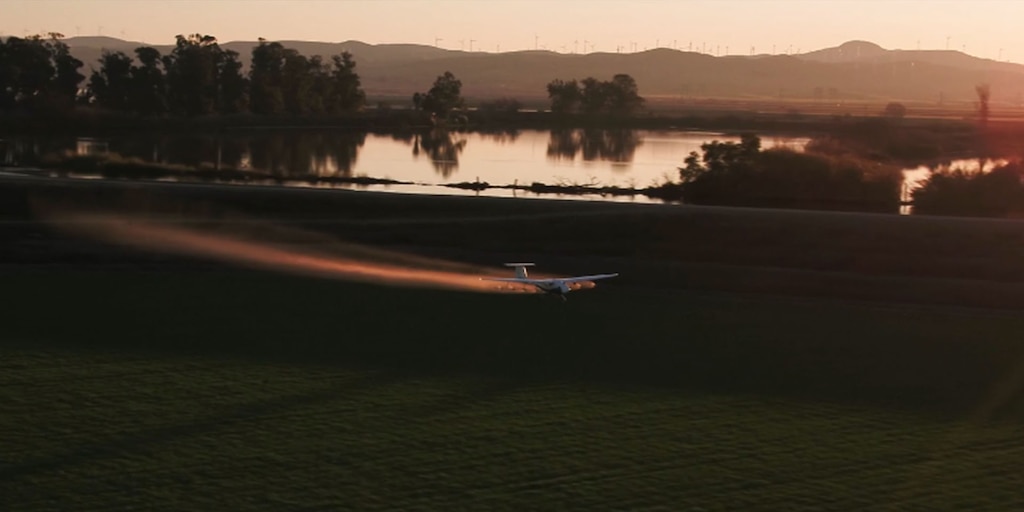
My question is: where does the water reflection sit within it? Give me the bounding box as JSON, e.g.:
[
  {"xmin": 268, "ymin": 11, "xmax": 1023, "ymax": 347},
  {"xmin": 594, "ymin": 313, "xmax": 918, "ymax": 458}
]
[
  {"xmin": 547, "ymin": 129, "xmax": 642, "ymax": 167},
  {"xmin": 1, "ymin": 129, "xmax": 841, "ymax": 205},
  {"xmin": 412, "ymin": 129, "xmax": 467, "ymax": 178},
  {"xmin": 246, "ymin": 132, "xmax": 366, "ymax": 177},
  {"xmin": 69, "ymin": 131, "xmax": 368, "ymax": 178},
  {"xmin": 477, "ymin": 128, "xmax": 521, "ymax": 144},
  {"xmin": 1, "ymin": 136, "xmax": 79, "ymax": 166}
]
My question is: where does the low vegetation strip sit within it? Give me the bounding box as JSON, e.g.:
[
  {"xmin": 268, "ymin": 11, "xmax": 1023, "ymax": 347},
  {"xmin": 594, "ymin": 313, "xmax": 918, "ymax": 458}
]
[{"xmin": 36, "ymin": 152, "xmax": 411, "ymax": 187}]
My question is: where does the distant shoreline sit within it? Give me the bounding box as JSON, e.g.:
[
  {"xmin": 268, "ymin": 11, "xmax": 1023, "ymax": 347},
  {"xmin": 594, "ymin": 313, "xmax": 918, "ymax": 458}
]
[{"xmin": 0, "ymin": 104, "xmax": 988, "ymax": 137}]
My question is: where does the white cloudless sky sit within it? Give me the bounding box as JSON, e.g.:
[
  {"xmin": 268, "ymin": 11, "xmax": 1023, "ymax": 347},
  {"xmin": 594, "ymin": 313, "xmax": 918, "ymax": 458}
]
[{"xmin": 2, "ymin": 0, "xmax": 1021, "ymax": 62}]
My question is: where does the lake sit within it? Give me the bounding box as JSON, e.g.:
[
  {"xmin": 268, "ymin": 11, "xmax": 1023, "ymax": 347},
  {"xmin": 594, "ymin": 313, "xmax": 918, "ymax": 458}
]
[
  {"xmin": 2, "ymin": 128, "xmax": 992, "ymax": 209},
  {"xmin": 0, "ymin": 129, "xmax": 808, "ymax": 203}
]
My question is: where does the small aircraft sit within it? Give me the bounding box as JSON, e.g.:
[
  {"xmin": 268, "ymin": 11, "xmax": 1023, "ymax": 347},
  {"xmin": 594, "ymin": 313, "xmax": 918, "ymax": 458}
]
[{"xmin": 480, "ymin": 263, "xmax": 618, "ymax": 301}]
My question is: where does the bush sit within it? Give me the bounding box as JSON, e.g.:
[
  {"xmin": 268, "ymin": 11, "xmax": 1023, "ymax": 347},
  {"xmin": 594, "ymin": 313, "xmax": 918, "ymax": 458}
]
[
  {"xmin": 679, "ymin": 135, "xmax": 902, "ymax": 212},
  {"xmin": 912, "ymin": 162, "xmax": 1024, "ymax": 217}
]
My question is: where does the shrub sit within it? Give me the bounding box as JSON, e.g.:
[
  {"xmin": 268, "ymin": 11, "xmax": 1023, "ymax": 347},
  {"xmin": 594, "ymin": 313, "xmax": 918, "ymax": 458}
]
[
  {"xmin": 912, "ymin": 162, "xmax": 1024, "ymax": 217},
  {"xmin": 679, "ymin": 135, "xmax": 902, "ymax": 212}
]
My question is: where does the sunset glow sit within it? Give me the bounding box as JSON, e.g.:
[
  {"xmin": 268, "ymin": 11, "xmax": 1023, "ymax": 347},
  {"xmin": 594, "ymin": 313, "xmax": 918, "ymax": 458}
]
[{"xmin": 4, "ymin": 0, "xmax": 1023, "ymax": 63}]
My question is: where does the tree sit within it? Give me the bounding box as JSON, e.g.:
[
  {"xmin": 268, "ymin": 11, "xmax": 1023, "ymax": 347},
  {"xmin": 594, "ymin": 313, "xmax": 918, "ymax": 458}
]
[
  {"xmin": 163, "ymin": 34, "xmax": 223, "ymax": 116},
  {"xmin": 249, "ymin": 40, "xmax": 364, "ymax": 117},
  {"xmin": 680, "ymin": 133, "xmax": 761, "ymax": 182},
  {"xmin": 883, "ymin": 102, "xmax": 906, "ymax": 119},
  {"xmin": 280, "ymin": 48, "xmax": 313, "ymax": 115},
  {"xmin": 0, "ymin": 33, "xmax": 85, "ymax": 111},
  {"xmin": 606, "ymin": 74, "xmax": 643, "ymax": 114},
  {"xmin": 976, "ymin": 84, "xmax": 991, "ymax": 124},
  {"xmin": 417, "ymin": 71, "xmax": 463, "ymax": 117},
  {"xmin": 579, "ymin": 77, "xmax": 607, "ymax": 114},
  {"xmin": 129, "ymin": 46, "xmax": 167, "ymax": 115},
  {"xmin": 546, "ymin": 79, "xmax": 581, "ymax": 113},
  {"xmin": 326, "ymin": 52, "xmax": 365, "ymax": 114},
  {"xmin": 550, "ymin": 74, "xmax": 644, "ymax": 115},
  {"xmin": 45, "ymin": 33, "xmax": 84, "ymax": 109},
  {"xmin": 88, "ymin": 50, "xmax": 133, "ymax": 110},
  {"xmin": 216, "ymin": 48, "xmax": 248, "ymax": 114},
  {"xmin": 162, "ymin": 34, "xmax": 244, "ymax": 116},
  {"xmin": 249, "ymin": 39, "xmax": 286, "ymax": 115}
]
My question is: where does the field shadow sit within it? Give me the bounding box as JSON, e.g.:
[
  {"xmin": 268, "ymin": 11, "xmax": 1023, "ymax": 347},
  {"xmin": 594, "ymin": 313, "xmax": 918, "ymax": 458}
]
[
  {"xmin": 0, "ymin": 371, "xmax": 400, "ymax": 484},
  {"xmin": 6, "ymin": 266, "xmax": 1024, "ymax": 426}
]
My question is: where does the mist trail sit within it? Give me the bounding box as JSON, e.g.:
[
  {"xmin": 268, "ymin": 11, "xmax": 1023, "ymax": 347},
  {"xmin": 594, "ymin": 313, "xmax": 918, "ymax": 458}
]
[{"xmin": 35, "ymin": 207, "xmax": 543, "ymax": 294}]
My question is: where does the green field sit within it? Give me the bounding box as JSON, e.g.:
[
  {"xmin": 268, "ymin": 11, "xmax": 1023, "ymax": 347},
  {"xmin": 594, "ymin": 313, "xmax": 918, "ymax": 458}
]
[
  {"xmin": 3, "ymin": 267, "xmax": 1024, "ymax": 511},
  {"xmin": 4, "ymin": 177, "xmax": 1024, "ymax": 509}
]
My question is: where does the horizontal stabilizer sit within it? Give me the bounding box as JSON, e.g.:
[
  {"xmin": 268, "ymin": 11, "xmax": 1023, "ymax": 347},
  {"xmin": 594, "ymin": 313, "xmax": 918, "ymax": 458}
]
[{"xmin": 502, "ymin": 262, "xmax": 535, "ymax": 279}]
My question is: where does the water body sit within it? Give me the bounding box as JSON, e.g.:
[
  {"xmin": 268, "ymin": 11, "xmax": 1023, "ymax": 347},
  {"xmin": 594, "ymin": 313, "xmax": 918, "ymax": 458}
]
[
  {"xmin": 1, "ymin": 129, "xmax": 992, "ymax": 209},
  {"xmin": 0, "ymin": 129, "xmax": 808, "ymax": 203}
]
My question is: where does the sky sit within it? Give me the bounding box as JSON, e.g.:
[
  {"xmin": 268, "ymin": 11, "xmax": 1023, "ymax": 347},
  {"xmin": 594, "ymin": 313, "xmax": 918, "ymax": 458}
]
[{"xmin": 2, "ymin": 0, "xmax": 1022, "ymax": 63}]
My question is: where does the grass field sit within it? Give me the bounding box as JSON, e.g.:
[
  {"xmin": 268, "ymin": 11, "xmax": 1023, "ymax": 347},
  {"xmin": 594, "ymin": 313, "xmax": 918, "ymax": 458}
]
[
  {"xmin": 4, "ymin": 177, "xmax": 1024, "ymax": 509},
  {"xmin": 3, "ymin": 268, "xmax": 1024, "ymax": 510}
]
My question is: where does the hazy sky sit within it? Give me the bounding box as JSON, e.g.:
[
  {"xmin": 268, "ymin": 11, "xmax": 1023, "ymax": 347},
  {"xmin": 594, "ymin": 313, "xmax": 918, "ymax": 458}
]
[{"xmin": 3, "ymin": 0, "xmax": 1022, "ymax": 62}]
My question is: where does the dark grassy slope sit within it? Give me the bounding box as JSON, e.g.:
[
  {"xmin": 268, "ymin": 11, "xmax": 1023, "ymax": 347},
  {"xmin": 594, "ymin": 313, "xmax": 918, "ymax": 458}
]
[
  {"xmin": 6, "ymin": 267, "xmax": 1024, "ymax": 421},
  {"xmin": 3, "ymin": 269, "xmax": 1024, "ymax": 511},
  {"xmin": 5, "ymin": 177, "xmax": 1024, "ymax": 510},
  {"xmin": 9, "ymin": 176, "xmax": 1024, "ymax": 308}
]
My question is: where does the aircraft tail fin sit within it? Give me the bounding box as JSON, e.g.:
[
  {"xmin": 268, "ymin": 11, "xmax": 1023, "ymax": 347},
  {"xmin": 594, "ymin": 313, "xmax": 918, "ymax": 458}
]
[{"xmin": 503, "ymin": 262, "xmax": 535, "ymax": 279}]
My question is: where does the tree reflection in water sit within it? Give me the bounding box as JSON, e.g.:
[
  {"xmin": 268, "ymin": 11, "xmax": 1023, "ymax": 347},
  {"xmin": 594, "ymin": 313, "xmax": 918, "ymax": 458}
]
[
  {"xmin": 413, "ymin": 128, "xmax": 467, "ymax": 178},
  {"xmin": 98, "ymin": 131, "xmax": 367, "ymax": 179},
  {"xmin": 477, "ymin": 128, "xmax": 520, "ymax": 144},
  {"xmin": 547, "ymin": 128, "xmax": 642, "ymax": 165},
  {"xmin": 246, "ymin": 131, "xmax": 366, "ymax": 178}
]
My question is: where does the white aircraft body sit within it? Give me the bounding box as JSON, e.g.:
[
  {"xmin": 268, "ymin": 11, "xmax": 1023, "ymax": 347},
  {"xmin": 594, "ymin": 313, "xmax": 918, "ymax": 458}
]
[{"xmin": 481, "ymin": 263, "xmax": 618, "ymax": 300}]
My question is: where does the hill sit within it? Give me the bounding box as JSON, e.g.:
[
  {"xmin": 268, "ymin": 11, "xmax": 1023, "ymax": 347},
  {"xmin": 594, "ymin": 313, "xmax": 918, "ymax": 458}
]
[{"xmin": 62, "ymin": 36, "xmax": 1024, "ymax": 106}]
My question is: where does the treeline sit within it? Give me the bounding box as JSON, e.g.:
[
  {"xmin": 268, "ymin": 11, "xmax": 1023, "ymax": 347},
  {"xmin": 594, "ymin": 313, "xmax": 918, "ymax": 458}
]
[
  {"xmin": 0, "ymin": 33, "xmax": 84, "ymax": 113},
  {"xmin": 912, "ymin": 162, "xmax": 1024, "ymax": 217},
  {"xmin": 0, "ymin": 33, "xmax": 365, "ymax": 117},
  {"xmin": 677, "ymin": 134, "xmax": 903, "ymax": 212},
  {"xmin": 546, "ymin": 75, "xmax": 644, "ymax": 115},
  {"xmin": 88, "ymin": 35, "xmax": 365, "ymax": 117},
  {"xmin": 2, "ymin": 33, "xmax": 655, "ymax": 124}
]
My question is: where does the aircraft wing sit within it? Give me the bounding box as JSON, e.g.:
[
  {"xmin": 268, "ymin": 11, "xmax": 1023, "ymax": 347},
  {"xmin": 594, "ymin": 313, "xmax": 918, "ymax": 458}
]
[
  {"xmin": 480, "ymin": 277, "xmax": 555, "ymax": 284},
  {"xmin": 481, "ymin": 274, "xmax": 618, "ymax": 284},
  {"xmin": 557, "ymin": 273, "xmax": 619, "ymax": 283}
]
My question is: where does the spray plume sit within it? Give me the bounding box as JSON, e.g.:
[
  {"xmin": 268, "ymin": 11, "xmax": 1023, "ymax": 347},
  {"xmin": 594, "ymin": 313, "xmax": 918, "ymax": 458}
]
[{"xmin": 32, "ymin": 200, "xmax": 544, "ymax": 294}]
